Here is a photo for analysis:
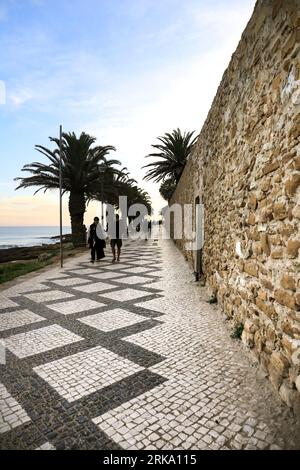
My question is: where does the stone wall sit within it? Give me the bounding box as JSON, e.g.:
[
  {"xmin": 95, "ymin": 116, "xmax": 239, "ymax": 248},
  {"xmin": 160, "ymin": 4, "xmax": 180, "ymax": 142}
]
[{"xmin": 169, "ymin": 0, "xmax": 300, "ymax": 412}]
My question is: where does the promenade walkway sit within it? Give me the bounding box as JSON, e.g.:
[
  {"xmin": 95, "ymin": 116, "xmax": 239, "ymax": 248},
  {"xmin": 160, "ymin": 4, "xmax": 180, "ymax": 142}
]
[{"xmin": 1, "ymin": 234, "xmax": 300, "ymax": 449}]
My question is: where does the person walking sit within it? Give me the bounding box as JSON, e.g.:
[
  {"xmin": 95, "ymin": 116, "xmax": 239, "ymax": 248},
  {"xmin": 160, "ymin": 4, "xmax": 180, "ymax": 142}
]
[
  {"xmin": 110, "ymin": 214, "xmax": 125, "ymax": 263},
  {"xmin": 87, "ymin": 216, "xmax": 106, "ymax": 263}
]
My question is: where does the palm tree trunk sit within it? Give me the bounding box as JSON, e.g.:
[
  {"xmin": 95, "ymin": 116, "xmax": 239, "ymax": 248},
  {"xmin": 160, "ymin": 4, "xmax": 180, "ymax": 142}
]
[{"xmin": 69, "ymin": 191, "xmax": 86, "ymax": 247}]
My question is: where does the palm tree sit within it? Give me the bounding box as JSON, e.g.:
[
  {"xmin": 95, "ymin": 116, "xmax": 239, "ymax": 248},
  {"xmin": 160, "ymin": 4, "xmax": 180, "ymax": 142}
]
[
  {"xmin": 143, "ymin": 128, "xmax": 197, "ymax": 184},
  {"xmin": 15, "ymin": 132, "xmax": 118, "ymax": 247},
  {"xmin": 89, "ymin": 167, "xmax": 137, "ymax": 206},
  {"xmin": 126, "ymin": 186, "xmax": 152, "ymax": 215},
  {"xmin": 159, "ymin": 177, "xmax": 177, "ymax": 201}
]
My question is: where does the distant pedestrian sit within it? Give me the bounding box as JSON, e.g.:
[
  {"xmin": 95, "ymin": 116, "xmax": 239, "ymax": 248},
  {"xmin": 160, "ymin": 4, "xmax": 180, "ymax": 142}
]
[
  {"xmin": 87, "ymin": 217, "xmax": 106, "ymax": 263},
  {"xmin": 110, "ymin": 214, "xmax": 126, "ymax": 262}
]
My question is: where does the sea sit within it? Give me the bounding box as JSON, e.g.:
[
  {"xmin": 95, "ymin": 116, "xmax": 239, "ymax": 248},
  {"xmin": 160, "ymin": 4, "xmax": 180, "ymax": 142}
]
[{"xmin": 0, "ymin": 226, "xmax": 71, "ymax": 249}]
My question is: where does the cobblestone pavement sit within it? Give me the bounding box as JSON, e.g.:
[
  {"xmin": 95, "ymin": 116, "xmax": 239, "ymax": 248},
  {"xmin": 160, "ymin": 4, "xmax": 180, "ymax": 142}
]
[{"xmin": 1, "ymin": 232, "xmax": 300, "ymax": 449}]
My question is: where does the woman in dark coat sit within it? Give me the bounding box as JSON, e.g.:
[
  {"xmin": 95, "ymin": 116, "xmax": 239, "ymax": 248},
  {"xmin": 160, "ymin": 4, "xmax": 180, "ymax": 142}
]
[{"xmin": 87, "ymin": 217, "xmax": 106, "ymax": 263}]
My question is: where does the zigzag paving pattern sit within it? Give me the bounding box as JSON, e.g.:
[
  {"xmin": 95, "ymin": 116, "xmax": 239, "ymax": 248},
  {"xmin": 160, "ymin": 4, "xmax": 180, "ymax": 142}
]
[{"xmin": 0, "ymin": 235, "xmax": 300, "ymax": 449}]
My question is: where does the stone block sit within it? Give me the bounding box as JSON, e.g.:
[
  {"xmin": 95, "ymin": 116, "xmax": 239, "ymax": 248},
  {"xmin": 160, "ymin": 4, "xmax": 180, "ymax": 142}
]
[
  {"xmin": 244, "ymin": 318, "xmax": 259, "ymax": 334},
  {"xmin": 262, "ymin": 161, "xmax": 280, "ymax": 175},
  {"xmin": 241, "ymin": 330, "xmax": 254, "ymax": 348},
  {"xmin": 296, "ymin": 375, "xmax": 300, "ymax": 393},
  {"xmin": 279, "ymin": 223, "xmax": 295, "ymax": 237},
  {"xmin": 248, "ymin": 193, "xmax": 258, "ymax": 210},
  {"xmin": 271, "ymin": 249, "xmax": 283, "ymax": 259},
  {"xmin": 273, "ymin": 202, "xmax": 288, "ymax": 220},
  {"xmin": 248, "ymin": 212, "xmax": 256, "ymax": 225},
  {"xmin": 244, "ymin": 262, "xmax": 258, "ymax": 277},
  {"xmin": 280, "ymin": 274, "xmax": 296, "ymax": 291},
  {"xmin": 261, "ymin": 277, "xmax": 273, "ymax": 291},
  {"xmin": 256, "ymin": 298, "xmax": 276, "ymax": 319},
  {"xmin": 285, "ymin": 174, "xmax": 300, "ymax": 196},
  {"xmin": 292, "ymin": 204, "xmax": 300, "ymax": 219},
  {"xmin": 286, "ymin": 239, "xmax": 300, "ymax": 258},
  {"xmin": 260, "ymin": 207, "xmax": 273, "ymax": 223},
  {"xmin": 260, "ymin": 233, "xmax": 270, "ymax": 255},
  {"xmin": 260, "ymin": 177, "xmax": 271, "ymax": 192},
  {"xmin": 279, "ymin": 382, "xmax": 294, "ymax": 407},
  {"xmin": 274, "ymin": 289, "xmax": 296, "ymax": 310}
]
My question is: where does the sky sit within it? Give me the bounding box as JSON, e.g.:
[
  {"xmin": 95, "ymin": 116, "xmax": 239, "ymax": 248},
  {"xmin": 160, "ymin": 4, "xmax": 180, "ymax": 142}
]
[{"xmin": 0, "ymin": 0, "xmax": 256, "ymax": 226}]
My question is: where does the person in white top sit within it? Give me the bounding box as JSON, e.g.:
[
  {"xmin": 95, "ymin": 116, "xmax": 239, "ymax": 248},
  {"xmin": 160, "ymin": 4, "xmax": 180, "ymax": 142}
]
[{"xmin": 87, "ymin": 217, "xmax": 106, "ymax": 263}]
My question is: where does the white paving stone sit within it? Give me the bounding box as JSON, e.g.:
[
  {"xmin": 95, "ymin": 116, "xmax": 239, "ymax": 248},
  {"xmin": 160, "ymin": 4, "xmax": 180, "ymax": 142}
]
[
  {"xmin": 122, "ymin": 267, "xmax": 153, "ymax": 274},
  {"xmin": 101, "ymin": 263, "xmax": 128, "ymax": 270},
  {"xmin": 68, "ymin": 268, "xmax": 100, "ymax": 275},
  {"xmin": 73, "ymin": 281, "xmax": 116, "ymax": 293},
  {"xmin": 126, "ymin": 259, "xmax": 154, "ymax": 266},
  {"xmin": 0, "ymin": 295, "xmax": 19, "ymax": 310},
  {"xmin": 115, "ymin": 276, "xmax": 155, "ymax": 285},
  {"xmin": 40, "ymin": 272, "xmax": 69, "ymax": 281},
  {"xmin": 51, "ymin": 277, "xmax": 91, "ymax": 287},
  {"xmin": 99, "ymin": 288, "xmax": 151, "ymax": 302},
  {"xmin": 2, "ymin": 282, "xmax": 49, "ymax": 298},
  {"xmin": 0, "ymin": 309, "xmax": 45, "ymax": 332},
  {"xmin": 89, "ymin": 272, "xmax": 126, "ymax": 280},
  {"xmin": 78, "ymin": 308, "xmax": 149, "ymax": 331},
  {"xmin": 0, "ymin": 383, "xmax": 30, "ymax": 434},
  {"xmin": 5, "ymin": 324, "xmax": 83, "ymax": 358},
  {"xmin": 34, "ymin": 346, "xmax": 144, "ymax": 402},
  {"xmin": 36, "ymin": 442, "xmax": 56, "ymax": 450},
  {"xmin": 134, "ymin": 299, "xmax": 166, "ymax": 313},
  {"xmin": 46, "ymin": 298, "xmax": 106, "ymax": 315},
  {"xmin": 25, "ymin": 290, "xmax": 74, "ymax": 303}
]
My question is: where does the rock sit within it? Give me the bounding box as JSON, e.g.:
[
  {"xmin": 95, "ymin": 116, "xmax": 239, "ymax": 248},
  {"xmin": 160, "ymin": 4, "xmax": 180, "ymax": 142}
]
[
  {"xmin": 294, "ymin": 156, "xmax": 300, "ymax": 171},
  {"xmin": 248, "ymin": 194, "xmax": 258, "ymax": 210},
  {"xmin": 261, "ymin": 278, "xmax": 273, "ymax": 291},
  {"xmin": 271, "ymin": 249, "xmax": 283, "ymax": 259},
  {"xmin": 244, "ymin": 262, "xmax": 258, "ymax": 277},
  {"xmin": 280, "ymin": 274, "xmax": 296, "ymax": 291},
  {"xmin": 279, "ymin": 223, "xmax": 295, "ymax": 238},
  {"xmin": 260, "ymin": 233, "xmax": 270, "ymax": 255},
  {"xmin": 248, "ymin": 212, "xmax": 256, "ymax": 225},
  {"xmin": 241, "ymin": 330, "xmax": 254, "ymax": 348},
  {"xmin": 279, "ymin": 383, "xmax": 293, "ymax": 407},
  {"xmin": 285, "ymin": 174, "xmax": 300, "ymax": 196},
  {"xmin": 256, "ymin": 298, "xmax": 276, "ymax": 319},
  {"xmin": 262, "ymin": 161, "xmax": 280, "ymax": 175},
  {"xmin": 274, "ymin": 289, "xmax": 296, "ymax": 310},
  {"xmin": 273, "ymin": 202, "xmax": 287, "ymax": 220},
  {"xmin": 286, "ymin": 239, "xmax": 300, "ymax": 258},
  {"xmin": 292, "ymin": 204, "xmax": 300, "ymax": 219},
  {"xmin": 260, "ymin": 178, "xmax": 271, "ymax": 192},
  {"xmin": 296, "ymin": 376, "xmax": 300, "ymax": 393}
]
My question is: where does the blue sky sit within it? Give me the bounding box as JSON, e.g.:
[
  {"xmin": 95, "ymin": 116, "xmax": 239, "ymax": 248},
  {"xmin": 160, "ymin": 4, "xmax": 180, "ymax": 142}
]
[{"xmin": 0, "ymin": 0, "xmax": 256, "ymax": 225}]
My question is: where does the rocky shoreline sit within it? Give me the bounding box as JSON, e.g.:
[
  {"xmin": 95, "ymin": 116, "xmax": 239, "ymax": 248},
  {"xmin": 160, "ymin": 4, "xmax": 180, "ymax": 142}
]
[{"xmin": 0, "ymin": 234, "xmax": 73, "ymax": 263}]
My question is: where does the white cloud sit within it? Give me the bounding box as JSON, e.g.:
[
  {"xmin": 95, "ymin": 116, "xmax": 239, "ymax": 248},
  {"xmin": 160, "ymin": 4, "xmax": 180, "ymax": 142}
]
[
  {"xmin": 2, "ymin": 0, "xmax": 256, "ymax": 220},
  {"xmin": 10, "ymin": 88, "xmax": 34, "ymax": 106}
]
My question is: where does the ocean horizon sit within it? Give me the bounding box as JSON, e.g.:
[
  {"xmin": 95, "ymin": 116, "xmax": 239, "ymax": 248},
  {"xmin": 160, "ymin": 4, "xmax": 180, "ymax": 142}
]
[{"xmin": 0, "ymin": 226, "xmax": 71, "ymax": 249}]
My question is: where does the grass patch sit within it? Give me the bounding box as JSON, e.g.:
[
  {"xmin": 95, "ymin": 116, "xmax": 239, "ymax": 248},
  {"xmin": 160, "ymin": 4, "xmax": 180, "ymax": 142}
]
[
  {"xmin": 0, "ymin": 260, "xmax": 49, "ymax": 284},
  {"xmin": 231, "ymin": 323, "xmax": 244, "ymax": 339}
]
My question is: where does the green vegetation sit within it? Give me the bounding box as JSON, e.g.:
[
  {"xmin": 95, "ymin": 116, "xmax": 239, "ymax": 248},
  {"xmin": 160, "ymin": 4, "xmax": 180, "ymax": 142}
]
[
  {"xmin": 143, "ymin": 128, "xmax": 198, "ymax": 201},
  {"xmin": 15, "ymin": 131, "xmax": 152, "ymax": 247},
  {"xmin": 0, "ymin": 245, "xmax": 80, "ymax": 284},
  {"xmin": 0, "ymin": 260, "xmax": 49, "ymax": 284},
  {"xmin": 231, "ymin": 323, "xmax": 244, "ymax": 339},
  {"xmin": 159, "ymin": 178, "xmax": 177, "ymax": 202}
]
